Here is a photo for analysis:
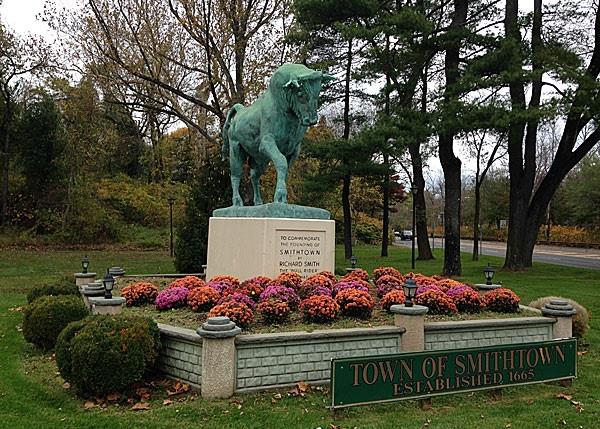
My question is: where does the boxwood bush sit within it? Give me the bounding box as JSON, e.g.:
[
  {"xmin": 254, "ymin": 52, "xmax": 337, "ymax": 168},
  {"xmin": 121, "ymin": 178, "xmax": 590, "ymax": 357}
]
[
  {"xmin": 26, "ymin": 277, "xmax": 80, "ymax": 304},
  {"xmin": 55, "ymin": 315, "xmax": 161, "ymax": 395},
  {"xmin": 23, "ymin": 295, "xmax": 89, "ymax": 350}
]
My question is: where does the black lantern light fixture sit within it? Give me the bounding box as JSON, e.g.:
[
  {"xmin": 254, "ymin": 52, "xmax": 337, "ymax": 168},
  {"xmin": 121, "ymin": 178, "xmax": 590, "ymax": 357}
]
[
  {"xmin": 102, "ymin": 270, "xmax": 115, "ymax": 299},
  {"xmin": 403, "ymin": 278, "xmax": 418, "ymax": 307},
  {"xmin": 81, "ymin": 255, "xmax": 90, "ymax": 274},
  {"xmin": 484, "ymin": 263, "xmax": 495, "ymax": 286},
  {"xmin": 350, "ymin": 255, "xmax": 357, "ymax": 269}
]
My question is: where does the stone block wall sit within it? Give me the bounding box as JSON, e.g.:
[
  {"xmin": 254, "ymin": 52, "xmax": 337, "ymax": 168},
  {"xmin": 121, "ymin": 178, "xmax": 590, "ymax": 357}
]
[
  {"xmin": 424, "ymin": 317, "xmax": 554, "ymax": 351},
  {"xmin": 157, "ymin": 324, "xmax": 202, "ymax": 387},
  {"xmin": 235, "ymin": 327, "xmax": 403, "ymax": 391}
]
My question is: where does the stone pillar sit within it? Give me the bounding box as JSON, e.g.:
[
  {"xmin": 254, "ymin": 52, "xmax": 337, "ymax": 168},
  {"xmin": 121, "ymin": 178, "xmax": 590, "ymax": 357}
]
[
  {"xmin": 89, "ymin": 297, "xmax": 126, "ymax": 315},
  {"xmin": 541, "ymin": 299, "xmax": 576, "ymax": 339},
  {"xmin": 390, "ymin": 304, "xmax": 428, "ymax": 352},
  {"xmin": 197, "ymin": 316, "xmax": 241, "ymax": 399},
  {"xmin": 74, "ymin": 272, "xmax": 96, "ymax": 288},
  {"xmin": 474, "ymin": 283, "xmax": 501, "ymax": 298},
  {"xmin": 81, "ymin": 283, "xmax": 105, "ymax": 309}
]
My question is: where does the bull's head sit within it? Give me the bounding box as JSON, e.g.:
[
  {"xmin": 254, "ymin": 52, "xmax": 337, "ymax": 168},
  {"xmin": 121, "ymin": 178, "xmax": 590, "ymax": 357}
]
[{"xmin": 284, "ymin": 71, "xmax": 335, "ymax": 126}]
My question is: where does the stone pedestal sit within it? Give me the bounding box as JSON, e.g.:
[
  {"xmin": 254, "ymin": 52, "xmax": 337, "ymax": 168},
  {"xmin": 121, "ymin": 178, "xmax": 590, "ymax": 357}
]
[
  {"xmin": 541, "ymin": 299, "xmax": 576, "ymax": 339},
  {"xmin": 74, "ymin": 272, "xmax": 96, "ymax": 288},
  {"xmin": 391, "ymin": 304, "xmax": 428, "ymax": 352},
  {"xmin": 197, "ymin": 317, "xmax": 241, "ymax": 399},
  {"xmin": 82, "ymin": 284, "xmax": 105, "ymax": 309},
  {"xmin": 89, "ymin": 297, "xmax": 126, "ymax": 315},
  {"xmin": 206, "ymin": 217, "xmax": 335, "ymax": 280},
  {"xmin": 475, "ymin": 283, "xmax": 502, "ymax": 297}
]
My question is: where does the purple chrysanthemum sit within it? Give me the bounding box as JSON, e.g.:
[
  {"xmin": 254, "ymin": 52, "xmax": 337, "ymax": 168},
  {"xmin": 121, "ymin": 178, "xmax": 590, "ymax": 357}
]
[
  {"xmin": 217, "ymin": 292, "xmax": 257, "ymax": 309},
  {"xmin": 310, "ymin": 285, "xmax": 333, "ymax": 297},
  {"xmin": 332, "ymin": 280, "xmax": 370, "ymax": 297},
  {"xmin": 155, "ymin": 286, "xmax": 188, "ymax": 310},
  {"xmin": 259, "ymin": 284, "xmax": 300, "ymax": 309}
]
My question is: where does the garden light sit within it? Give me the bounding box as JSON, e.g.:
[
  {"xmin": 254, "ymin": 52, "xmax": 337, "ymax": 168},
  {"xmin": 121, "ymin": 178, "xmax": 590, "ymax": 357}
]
[
  {"xmin": 350, "ymin": 255, "xmax": 357, "ymax": 269},
  {"xmin": 403, "ymin": 278, "xmax": 417, "ymax": 307},
  {"xmin": 81, "ymin": 255, "xmax": 90, "ymax": 274},
  {"xmin": 102, "ymin": 270, "xmax": 115, "ymax": 299},
  {"xmin": 484, "ymin": 263, "xmax": 495, "ymax": 285}
]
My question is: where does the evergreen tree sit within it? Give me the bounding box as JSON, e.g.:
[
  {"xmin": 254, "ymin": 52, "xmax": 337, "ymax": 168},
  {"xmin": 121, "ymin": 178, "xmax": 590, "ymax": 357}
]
[{"xmin": 174, "ymin": 151, "xmax": 231, "ymax": 273}]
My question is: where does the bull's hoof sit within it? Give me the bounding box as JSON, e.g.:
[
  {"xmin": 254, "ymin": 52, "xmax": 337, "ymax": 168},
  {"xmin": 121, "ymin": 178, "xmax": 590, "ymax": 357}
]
[
  {"xmin": 232, "ymin": 196, "xmax": 244, "ymax": 206},
  {"xmin": 274, "ymin": 188, "xmax": 288, "ymax": 203},
  {"xmin": 254, "ymin": 197, "xmax": 264, "ymax": 206}
]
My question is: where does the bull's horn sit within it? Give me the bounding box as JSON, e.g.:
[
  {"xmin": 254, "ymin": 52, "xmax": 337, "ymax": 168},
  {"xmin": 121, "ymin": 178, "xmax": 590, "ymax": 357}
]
[{"xmin": 283, "ymin": 79, "xmax": 300, "ymax": 88}]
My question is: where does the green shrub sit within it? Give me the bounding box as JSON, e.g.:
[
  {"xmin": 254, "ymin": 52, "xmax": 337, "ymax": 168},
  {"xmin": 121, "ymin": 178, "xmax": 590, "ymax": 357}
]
[
  {"xmin": 528, "ymin": 296, "xmax": 591, "ymax": 338},
  {"xmin": 55, "ymin": 315, "xmax": 161, "ymax": 395},
  {"xmin": 22, "ymin": 296, "xmax": 89, "ymax": 350},
  {"xmin": 26, "ymin": 277, "xmax": 80, "ymax": 304}
]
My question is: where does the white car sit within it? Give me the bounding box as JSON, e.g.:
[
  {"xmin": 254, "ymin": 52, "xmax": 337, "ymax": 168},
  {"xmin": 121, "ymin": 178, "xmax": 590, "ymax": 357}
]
[{"xmin": 400, "ymin": 230, "xmax": 413, "ymax": 240}]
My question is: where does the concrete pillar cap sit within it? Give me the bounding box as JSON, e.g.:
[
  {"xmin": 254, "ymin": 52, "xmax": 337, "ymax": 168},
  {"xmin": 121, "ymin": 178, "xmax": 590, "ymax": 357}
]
[
  {"xmin": 82, "ymin": 285, "xmax": 105, "ymax": 296},
  {"xmin": 390, "ymin": 304, "xmax": 429, "ymax": 315},
  {"xmin": 89, "ymin": 297, "xmax": 126, "ymax": 306},
  {"xmin": 474, "ymin": 283, "xmax": 502, "ymax": 290},
  {"xmin": 197, "ymin": 316, "xmax": 241, "ymax": 338},
  {"xmin": 75, "ymin": 272, "xmax": 96, "ymax": 278},
  {"xmin": 542, "ymin": 300, "xmax": 576, "ymax": 317}
]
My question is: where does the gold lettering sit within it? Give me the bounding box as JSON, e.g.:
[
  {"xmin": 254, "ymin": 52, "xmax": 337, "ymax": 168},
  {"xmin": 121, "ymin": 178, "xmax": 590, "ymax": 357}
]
[
  {"xmin": 400, "ymin": 359, "xmax": 413, "ymax": 380},
  {"xmin": 437, "ymin": 356, "xmax": 448, "ymax": 377},
  {"xmin": 422, "ymin": 357, "xmax": 436, "ymax": 379},
  {"xmin": 555, "ymin": 344, "xmax": 566, "ymax": 363},
  {"xmin": 378, "ymin": 360, "xmax": 396, "ymax": 382},
  {"xmin": 349, "ymin": 363, "xmax": 363, "ymax": 386},
  {"xmin": 538, "ymin": 347, "xmax": 552, "ymax": 365},
  {"xmin": 467, "ymin": 353, "xmax": 482, "ymax": 373},
  {"xmin": 526, "ymin": 349, "xmax": 539, "ymax": 368},
  {"xmin": 455, "ymin": 354, "xmax": 466, "ymax": 375},
  {"xmin": 363, "ymin": 362, "xmax": 379, "ymax": 385}
]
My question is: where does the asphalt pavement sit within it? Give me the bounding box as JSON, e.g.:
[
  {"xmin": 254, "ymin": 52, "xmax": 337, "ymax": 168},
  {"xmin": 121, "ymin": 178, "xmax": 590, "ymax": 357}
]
[{"xmin": 394, "ymin": 237, "xmax": 600, "ymax": 270}]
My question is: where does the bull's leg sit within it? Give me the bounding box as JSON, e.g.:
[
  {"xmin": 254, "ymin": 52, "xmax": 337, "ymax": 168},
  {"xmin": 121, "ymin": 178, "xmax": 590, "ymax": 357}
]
[
  {"xmin": 250, "ymin": 165, "xmax": 265, "ymax": 205},
  {"xmin": 229, "ymin": 140, "xmax": 244, "ymax": 206},
  {"xmin": 259, "ymin": 135, "xmax": 288, "ymax": 203}
]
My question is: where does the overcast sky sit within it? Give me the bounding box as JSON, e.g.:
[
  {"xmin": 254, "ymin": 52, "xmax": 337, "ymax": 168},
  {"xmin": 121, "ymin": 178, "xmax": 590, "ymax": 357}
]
[{"xmin": 1, "ymin": 0, "xmax": 77, "ymax": 36}]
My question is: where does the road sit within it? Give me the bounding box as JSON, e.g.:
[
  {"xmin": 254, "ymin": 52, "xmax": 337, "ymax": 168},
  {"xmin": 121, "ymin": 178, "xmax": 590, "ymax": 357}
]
[{"xmin": 394, "ymin": 238, "xmax": 600, "ymax": 270}]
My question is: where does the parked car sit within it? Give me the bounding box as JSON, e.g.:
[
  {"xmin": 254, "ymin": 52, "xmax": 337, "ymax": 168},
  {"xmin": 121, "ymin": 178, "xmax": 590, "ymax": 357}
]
[{"xmin": 400, "ymin": 230, "xmax": 413, "ymax": 240}]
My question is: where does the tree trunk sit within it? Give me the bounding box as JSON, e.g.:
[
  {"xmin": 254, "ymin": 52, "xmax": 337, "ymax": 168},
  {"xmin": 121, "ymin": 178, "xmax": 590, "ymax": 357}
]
[
  {"xmin": 381, "ymin": 153, "xmax": 390, "ymax": 257},
  {"xmin": 1, "ymin": 124, "xmax": 8, "ymax": 226},
  {"xmin": 472, "ymin": 178, "xmax": 480, "ymax": 261},
  {"xmin": 408, "ymin": 142, "xmax": 433, "ymax": 260},
  {"xmin": 342, "ymin": 173, "xmax": 352, "ymax": 259},
  {"xmin": 438, "ymin": 0, "xmax": 467, "ymax": 276}
]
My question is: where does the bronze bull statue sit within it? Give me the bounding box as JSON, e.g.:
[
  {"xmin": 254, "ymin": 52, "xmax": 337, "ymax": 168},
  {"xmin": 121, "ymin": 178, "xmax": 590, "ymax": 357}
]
[{"xmin": 222, "ymin": 63, "xmax": 334, "ymax": 206}]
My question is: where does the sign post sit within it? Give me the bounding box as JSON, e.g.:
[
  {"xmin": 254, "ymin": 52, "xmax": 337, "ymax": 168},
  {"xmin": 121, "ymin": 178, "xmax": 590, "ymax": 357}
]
[{"xmin": 331, "ymin": 339, "xmax": 577, "ymax": 409}]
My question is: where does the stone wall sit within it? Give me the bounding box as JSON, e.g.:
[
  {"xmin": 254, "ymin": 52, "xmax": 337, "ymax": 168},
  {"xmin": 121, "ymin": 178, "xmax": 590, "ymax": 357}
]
[
  {"xmin": 424, "ymin": 317, "xmax": 554, "ymax": 351},
  {"xmin": 156, "ymin": 316, "xmax": 557, "ymax": 394},
  {"xmin": 235, "ymin": 327, "xmax": 404, "ymax": 392},
  {"xmin": 157, "ymin": 324, "xmax": 202, "ymax": 387}
]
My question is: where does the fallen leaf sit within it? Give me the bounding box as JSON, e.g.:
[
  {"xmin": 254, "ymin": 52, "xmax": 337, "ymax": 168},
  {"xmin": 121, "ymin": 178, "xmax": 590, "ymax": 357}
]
[
  {"xmin": 83, "ymin": 401, "xmax": 96, "ymax": 410},
  {"xmin": 163, "ymin": 399, "xmax": 173, "ymax": 406},
  {"xmin": 577, "ymin": 351, "xmax": 588, "ymax": 356},
  {"xmin": 297, "ymin": 381, "xmax": 310, "ymax": 393},
  {"xmin": 556, "ymin": 392, "xmax": 573, "ymax": 401},
  {"xmin": 107, "ymin": 392, "xmax": 120, "ymax": 402},
  {"xmin": 131, "ymin": 402, "xmax": 150, "ymax": 411},
  {"xmin": 559, "ymin": 419, "xmax": 567, "ymax": 425},
  {"xmin": 136, "ymin": 387, "xmax": 151, "ymax": 401},
  {"xmin": 167, "ymin": 381, "xmax": 190, "ymax": 396},
  {"xmin": 273, "ymin": 393, "xmax": 282, "ymax": 400},
  {"xmin": 505, "ymin": 424, "xmax": 512, "ymax": 428},
  {"xmin": 62, "ymin": 382, "xmax": 71, "ymax": 390}
]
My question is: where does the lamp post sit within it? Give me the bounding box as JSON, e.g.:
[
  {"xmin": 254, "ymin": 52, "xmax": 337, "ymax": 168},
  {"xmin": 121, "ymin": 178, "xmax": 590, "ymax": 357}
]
[
  {"xmin": 81, "ymin": 255, "xmax": 90, "ymax": 274},
  {"xmin": 102, "ymin": 270, "xmax": 115, "ymax": 299},
  {"xmin": 411, "ymin": 184, "xmax": 418, "ymax": 270},
  {"xmin": 484, "ymin": 263, "xmax": 495, "ymax": 286},
  {"xmin": 403, "ymin": 278, "xmax": 417, "ymax": 307},
  {"xmin": 167, "ymin": 195, "xmax": 176, "ymax": 257}
]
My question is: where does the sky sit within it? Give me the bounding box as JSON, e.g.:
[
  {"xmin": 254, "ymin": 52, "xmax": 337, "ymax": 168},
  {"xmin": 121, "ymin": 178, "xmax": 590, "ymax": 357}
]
[{"xmin": 1, "ymin": 0, "xmax": 78, "ymax": 36}]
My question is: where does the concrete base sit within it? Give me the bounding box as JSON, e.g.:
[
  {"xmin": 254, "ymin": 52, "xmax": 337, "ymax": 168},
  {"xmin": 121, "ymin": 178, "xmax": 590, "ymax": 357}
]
[
  {"xmin": 89, "ymin": 297, "xmax": 126, "ymax": 315},
  {"xmin": 206, "ymin": 217, "xmax": 335, "ymax": 280},
  {"xmin": 75, "ymin": 272, "xmax": 96, "ymax": 287},
  {"xmin": 475, "ymin": 283, "xmax": 502, "ymax": 297},
  {"xmin": 201, "ymin": 337, "xmax": 236, "ymax": 398}
]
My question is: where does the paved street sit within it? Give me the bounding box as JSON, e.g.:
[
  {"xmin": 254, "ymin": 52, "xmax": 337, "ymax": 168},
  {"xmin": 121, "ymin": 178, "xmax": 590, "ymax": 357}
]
[{"xmin": 394, "ymin": 238, "xmax": 600, "ymax": 270}]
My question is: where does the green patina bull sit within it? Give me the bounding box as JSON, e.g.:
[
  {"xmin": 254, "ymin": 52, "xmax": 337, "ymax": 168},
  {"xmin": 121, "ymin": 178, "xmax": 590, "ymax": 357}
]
[{"xmin": 222, "ymin": 63, "xmax": 334, "ymax": 206}]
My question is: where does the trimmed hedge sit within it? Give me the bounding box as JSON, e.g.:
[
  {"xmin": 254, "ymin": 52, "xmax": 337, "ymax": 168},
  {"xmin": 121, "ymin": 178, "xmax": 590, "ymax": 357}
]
[
  {"xmin": 26, "ymin": 278, "xmax": 80, "ymax": 304},
  {"xmin": 55, "ymin": 315, "xmax": 161, "ymax": 395},
  {"xmin": 22, "ymin": 295, "xmax": 89, "ymax": 351}
]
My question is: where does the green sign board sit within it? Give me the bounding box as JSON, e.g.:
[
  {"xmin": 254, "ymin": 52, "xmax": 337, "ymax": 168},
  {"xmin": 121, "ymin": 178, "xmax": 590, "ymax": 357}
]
[{"xmin": 331, "ymin": 339, "xmax": 577, "ymax": 408}]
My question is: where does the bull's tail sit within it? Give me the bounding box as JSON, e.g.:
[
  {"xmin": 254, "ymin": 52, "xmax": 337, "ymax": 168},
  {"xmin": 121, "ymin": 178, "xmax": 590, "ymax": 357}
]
[{"xmin": 221, "ymin": 104, "xmax": 244, "ymax": 160}]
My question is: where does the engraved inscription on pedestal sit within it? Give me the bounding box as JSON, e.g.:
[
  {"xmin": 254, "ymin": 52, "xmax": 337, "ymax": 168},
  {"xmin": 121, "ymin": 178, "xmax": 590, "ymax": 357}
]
[{"xmin": 276, "ymin": 230, "xmax": 326, "ymax": 277}]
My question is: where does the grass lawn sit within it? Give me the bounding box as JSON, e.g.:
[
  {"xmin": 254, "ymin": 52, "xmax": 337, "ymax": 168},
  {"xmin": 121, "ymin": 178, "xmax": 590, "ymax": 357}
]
[{"xmin": 1, "ymin": 245, "xmax": 599, "ymax": 429}]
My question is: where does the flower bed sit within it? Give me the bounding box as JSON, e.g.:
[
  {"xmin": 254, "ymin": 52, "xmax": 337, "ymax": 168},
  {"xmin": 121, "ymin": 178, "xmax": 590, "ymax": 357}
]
[{"xmin": 116, "ymin": 268, "xmax": 531, "ymax": 334}]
